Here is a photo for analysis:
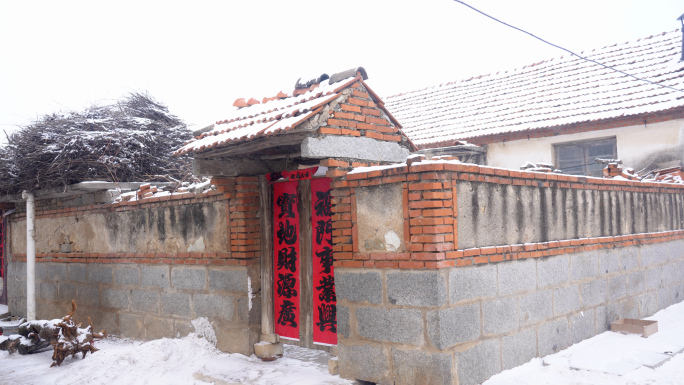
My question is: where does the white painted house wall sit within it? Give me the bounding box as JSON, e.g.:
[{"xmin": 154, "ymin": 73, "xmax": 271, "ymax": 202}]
[{"xmin": 486, "ymin": 119, "xmax": 684, "ymax": 172}]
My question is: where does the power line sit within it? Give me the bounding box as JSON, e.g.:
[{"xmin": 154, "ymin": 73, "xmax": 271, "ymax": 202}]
[{"xmin": 453, "ymin": 0, "xmax": 684, "ymax": 94}]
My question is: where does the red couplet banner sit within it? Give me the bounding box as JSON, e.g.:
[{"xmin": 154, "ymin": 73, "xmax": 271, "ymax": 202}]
[
  {"xmin": 311, "ymin": 177, "xmax": 337, "ymax": 345},
  {"xmin": 273, "ymin": 181, "xmax": 301, "ymax": 340}
]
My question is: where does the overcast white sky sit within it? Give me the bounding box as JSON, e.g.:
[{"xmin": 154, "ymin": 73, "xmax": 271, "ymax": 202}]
[{"xmin": 0, "ymin": 0, "xmax": 682, "ymax": 141}]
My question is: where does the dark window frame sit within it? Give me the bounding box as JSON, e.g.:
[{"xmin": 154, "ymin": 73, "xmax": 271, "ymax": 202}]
[{"xmin": 553, "ymin": 136, "xmax": 617, "ymax": 177}]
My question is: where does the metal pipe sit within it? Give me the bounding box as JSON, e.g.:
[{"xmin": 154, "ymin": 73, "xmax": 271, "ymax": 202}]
[{"xmin": 22, "ymin": 191, "xmax": 36, "ymax": 321}]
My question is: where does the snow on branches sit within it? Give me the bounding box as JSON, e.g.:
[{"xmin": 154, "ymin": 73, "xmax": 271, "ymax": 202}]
[{"xmin": 0, "ymin": 92, "xmax": 193, "ymax": 196}]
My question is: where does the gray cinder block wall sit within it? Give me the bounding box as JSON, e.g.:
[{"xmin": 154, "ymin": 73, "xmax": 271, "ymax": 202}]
[
  {"xmin": 7, "ymin": 261, "xmax": 261, "ymax": 355},
  {"xmin": 335, "ymin": 240, "xmax": 684, "ymax": 385}
]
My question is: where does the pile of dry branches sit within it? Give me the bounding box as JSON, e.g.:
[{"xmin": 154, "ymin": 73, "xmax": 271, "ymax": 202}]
[{"xmin": 0, "ymin": 92, "xmax": 194, "ymax": 197}]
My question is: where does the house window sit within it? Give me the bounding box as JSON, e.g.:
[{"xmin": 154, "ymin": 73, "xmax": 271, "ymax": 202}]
[{"xmin": 554, "ymin": 137, "xmax": 617, "ymax": 177}]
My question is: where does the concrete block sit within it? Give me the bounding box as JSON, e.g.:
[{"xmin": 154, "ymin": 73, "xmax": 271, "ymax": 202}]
[
  {"xmin": 131, "ymin": 290, "xmax": 160, "ymax": 314},
  {"xmin": 101, "ymin": 289, "xmax": 129, "ymax": 310},
  {"xmin": 449, "ymin": 264, "xmax": 497, "ymax": 303},
  {"xmin": 337, "ymin": 305, "xmax": 351, "ymax": 339},
  {"xmin": 87, "ymin": 265, "xmax": 113, "ymax": 284},
  {"xmin": 483, "ymin": 297, "xmax": 518, "ymax": 335},
  {"xmin": 538, "ymin": 318, "xmax": 570, "ymax": 356},
  {"xmin": 39, "ymin": 282, "xmax": 57, "ymax": 302},
  {"xmin": 48, "ymin": 263, "xmax": 68, "ymax": 282},
  {"xmin": 679, "ymin": 261, "xmax": 684, "ymax": 281},
  {"xmin": 356, "ymin": 307, "xmax": 424, "ymax": 345},
  {"xmin": 598, "ymin": 249, "xmax": 619, "ymax": 276},
  {"xmin": 145, "ymin": 316, "xmax": 175, "ymax": 340},
  {"xmin": 619, "ymin": 248, "xmax": 639, "ymax": 271},
  {"xmin": 328, "ymin": 357, "xmax": 339, "ymax": 375},
  {"xmin": 193, "ymin": 294, "xmax": 235, "ymax": 321},
  {"xmin": 657, "ymin": 287, "xmax": 672, "ymax": 310},
  {"xmin": 387, "ymin": 271, "xmax": 446, "ymax": 307},
  {"xmin": 172, "ymin": 267, "xmax": 207, "ymax": 291},
  {"xmin": 670, "ymin": 241, "xmax": 684, "ymax": 262},
  {"xmin": 339, "ymin": 344, "xmax": 390, "ymax": 384},
  {"xmin": 580, "ymin": 279, "xmax": 607, "ymax": 307},
  {"xmin": 141, "ymin": 265, "xmax": 170, "ymax": 288},
  {"xmin": 626, "ymin": 270, "xmax": 646, "ymax": 296},
  {"xmin": 519, "ymin": 290, "xmax": 552, "ymax": 325},
  {"xmin": 637, "ymin": 292, "xmax": 658, "ymax": 318},
  {"xmin": 570, "ymin": 251, "xmax": 598, "ymax": 282},
  {"xmin": 208, "ymin": 268, "xmax": 248, "ymax": 293},
  {"xmin": 58, "ymin": 282, "xmax": 76, "ymax": 303},
  {"xmin": 553, "ymin": 286, "xmax": 580, "ymax": 316},
  {"xmin": 68, "ymin": 264, "xmax": 87, "ymax": 282},
  {"xmin": 10, "ymin": 261, "xmax": 26, "ymax": 280},
  {"xmin": 457, "ymin": 339, "xmax": 502, "ymax": 385},
  {"xmin": 162, "ymin": 292, "xmax": 191, "ymax": 317},
  {"xmin": 77, "ymin": 285, "xmax": 100, "ymax": 307},
  {"xmin": 175, "ymin": 319, "xmax": 193, "ymax": 338},
  {"xmin": 335, "ymin": 271, "xmax": 382, "ymax": 304},
  {"xmin": 114, "ymin": 266, "xmax": 141, "ymax": 285},
  {"xmin": 595, "ymin": 305, "xmax": 612, "ymax": 333},
  {"xmin": 618, "ymin": 298, "xmax": 639, "ymax": 319},
  {"xmin": 391, "ymin": 348, "xmax": 454, "ymax": 385},
  {"xmin": 301, "ymin": 135, "xmax": 410, "ymax": 163},
  {"xmin": 215, "ymin": 326, "xmax": 259, "ymax": 356},
  {"xmin": 502, "ymin": 328, "xmax": 536, "ymax": 370},
  {"xmin": 91, "ymin": 311, "xmax": 118, "ymax": 336},
  {"xmin": 254, "ymin": 342, "xmax": 284, "ymax": 358},
  {"xmin": 662, "ymin": 263, "xmax": 679, "ymax": 286},
  {"xmin": 8, "ymin": 279, "xmax": 26, "ymax": 298},
  {"xmin": 35, "ymin": 263, "xmax": 48, "ymax": 281},
  {"xmin": 608, "ymin": 275, "xmax": 627, "ymax": 301},
  {"xmin": 427, "ymin": 303, "xmax": 481, "ymax": 349},
  {"xmin": 570, "ymin": 309, "xmax": 595, "ymax": 344},
  {"xmin": 673, "ymin": 283, "xmax": 683, "ymax": 303},
  {"xmin": 641, "ymin": 243, "xmax": 669, "ymax": 267},
  {"xmin": 119, "ymin": 313, "xmax": 144, "ymax": 339},
  {"xmin": 498, "ymin": 259, "xmax": 536, "ymax": 296},
  {"xmin": 645, "ymin": 267, "xmax": 662, "ymax": 290}
]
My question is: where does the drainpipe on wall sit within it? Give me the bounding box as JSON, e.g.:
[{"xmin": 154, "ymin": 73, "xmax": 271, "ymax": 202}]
[
  {"xmin": 679, "ymin": 13, "xmax": 684, "ymax": 62},
  {"xmin": 22, "ymin": 191, "xmax": 36, "ymax": 321}
]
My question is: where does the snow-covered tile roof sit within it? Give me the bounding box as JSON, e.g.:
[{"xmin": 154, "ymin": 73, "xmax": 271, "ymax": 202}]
[
  {"xmin": 175, "ymin": 72, "xmax": 363, "ymax": 155},
  {"xmin": 384, "ymin": 30, "xmax": 684, "ymax": 148}
]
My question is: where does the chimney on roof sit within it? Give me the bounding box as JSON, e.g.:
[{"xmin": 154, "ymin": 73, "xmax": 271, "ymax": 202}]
[{"xmin": 679, "ymin": 13, "xmax": 684, "ymax": 61}]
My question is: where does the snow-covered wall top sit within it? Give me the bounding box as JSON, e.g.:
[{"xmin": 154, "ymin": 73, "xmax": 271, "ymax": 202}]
[{"xmin": 384, "ymin": 29, "xmax": 684, "ymax": 148}]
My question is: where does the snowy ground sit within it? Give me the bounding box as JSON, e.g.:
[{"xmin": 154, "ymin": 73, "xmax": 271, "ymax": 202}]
[{"xmin": 0, "ymin": 302, "xmax": 683, "ymax": 385}]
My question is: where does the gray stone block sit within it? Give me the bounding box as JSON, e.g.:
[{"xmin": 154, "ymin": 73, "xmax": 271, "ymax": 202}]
[
  {"xmin": 172, "ymin": 267, "xmax": 207, "ymax": 291},
  {"xmin": 626, "ymin": 271, "xmax": 646, "ymax": 296},
  {"xmin": 570, "ymin": 251, "xmax": 598, "ymax": 282},
  {"xmin": 595, "ymin": 305, "xmax": 613, "ymax": 333},
  {"xmin": 356, "ymin": 307, "xmax": 423, "ymax": 345},
  {"xmin": 102, "ymin": 289, "xmax": 129, "ymax": 310},
  {"xmin": 657, "ymin": 287, "xmax": 672, "ymax": 310},
  {"xmin": 10, "ymin": 261, "xmax": 26, "ymax": 280},
  {"xmin": 301, "ymin": 135, "xmax": 409, "ymax": 163},
  {"xmin": 570, "ymin": 309, "xmax": 595, "ymax": 344},
  {"xmin": 337, "ymin": 305, "xmax": 351, "ymax": 339},
  {"xmin": 449, "ymin": 264, "xmax": 497, "ymax": 303},
  {"xmin": 48, "ymin": 263, "xmax": 68, "ymax": 282},
  {"xmin": 174, "ymin": 319, "xmax": 194, "ymax": 338},
  {"xmin": 392, "ymin": 348, "xmax": 453, "ymax": 385},
  {"xmin": 538, "ymin": 255, "xmax": 570, "ymax": 288},
  {"xmin": 553, "ymin": 286, "xmax": 580, "ymax": 316},
  {"xmin": 8, "ymin": 279, "xmax": 26, "ymax": 297},
  {"xmin": 673, "ymin": 284, "xmax": 683, "ymax": 303},
  {"xmin": 457, "ymin": 339, "xmax": 502, "ymax": 385},
  {"xmin": 608, "ymin": 275, "xmax": 627, "ymax": 301},
  {"xmin": 641, "ymin": 243, "xmax": 669, "ymax": 267},
  {"xmin": 77, "ymin": 285, "xmax": 100, "ymax": 307},
  {"xmin": 387, "ymin": 271, "xmax": 446, "ymax": 307},
  {"xmin": 498, "ymin": 259, "xmax": 536, "ymax": 296},
  {"xmin": 619, "ymin": 248, "xmax": 639, "ymax": 271},
  {"xmin": 208, "ymin": 268, "xmax": 248, "ymax": 293},
  {"xmin": 662, "ymin": 263, "xmax": 679, "ymax": 286},
  {"xmin": 679, "ymin": 261, "xmax": 684, "ymax": 281},
  {"xmin": 145, "ymin": 316, "xmax": 175, "ymax": 340},
  {"xmin": 40, "ymin": 282, "xmax": 57, "ymax": 302},
  {"xmin": 581, "ymin": 279, "xmax": 607, "ymax": 307},
  {"xmin": 339, "ymin": 344, "xmax": 390, "ymax": 384},
  {"xmin": 68, "ymin": 264, "xmax": 87, "ymax": 282},
  {"xmin": 87, "ymin": 265, "xmax": 113, "ymax": 284},
  {"xmin": 335, "ymin": 271, "xmax": 382, "ymax": 304},
  {"xmin": 119, "ymin": 313, "xmax": 144, "ymax": 339},
  {"xmin": 427, "ymin": 303, "xmax": 481, "ymax": 349},
  {"xmin": 645, "ymin": 267, "xmax": 662, "ymax": 290},
  {"xmin": 598, "ymin": 249, "xmax": 619, "ymax": 276},
  {"xmin": 131, "ymin": 290, "xmax": 160, "ymax": 313},
  {"xmin": 58, "ymin": 282, "xmax": 76, "ymax": 303},
  {"xmin": 670, "ymin": 241, "xmax": 684, "ymax": 262},
  {"xmin": 141, "ymin": 265, "xmax": 170, "ymax": 288},
  {"xmin": 162, "ymin": 292, "xmax": 191, "ymax": 317},
  {"xmin": 35, "ymin": 263, "xmax": 48, "ymax": 281},
  {"xmin": 637, "ymin": 292, "xmax": 658, "ymax": 318},
  {"xmin": 193, "ymin": 294, "xmax": 235, "ymax": 321},
  {"xmin": 502, "ymin": 328, "xmax": 536, "ymax": 370},
  {"xmin": 519, "ymin": 290, "xmax": 552, "ymax": 325},
  {"xmin": 115, "ymin": 266, "xmax": 141, "ymax": 285},
  {"xmin": 483, "ymin": 297, "xmax": 518, "ymax": 335},
  {"xmin": 538, "ymin": 318, "xmax": 570, "ymax": 356},
  {"xmin": 237, "ymin": 296, "xmax": 260, "ymax": 324},
  {"xmin": 618, "ymin": 298, "xmax": 639, "ymax": 319}
]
